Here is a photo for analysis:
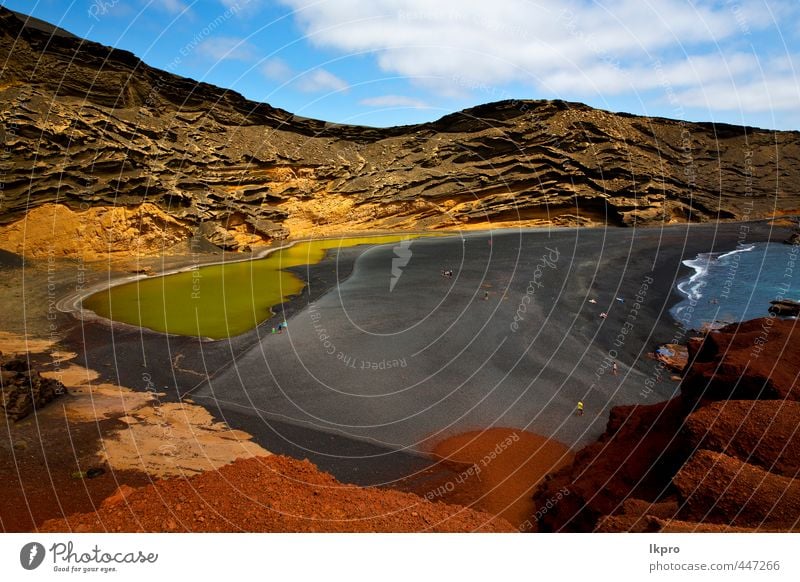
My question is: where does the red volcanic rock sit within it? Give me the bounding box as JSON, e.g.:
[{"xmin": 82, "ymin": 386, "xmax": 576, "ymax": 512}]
[
  {"xmin": 531, "ymin": 398, "xmax": 687, "ymax": 532},
  {"xmin": 652, "ymin": 518, "xmax": 762, "ymax": 533},
  {"xmin": 595, "ymin": 499, "xmax": 679, "ymax": 532},
  {"xmin": 682, "ymin": 400, "xmax": 800, "ymax": 478},
  {"xmin": 39, "ymin": 455, "xmax": 514, "ymax": 533},
  {"xmin": 532, "ymin": 318, "xmax": 800, "ymax": 533},
  {"xmin": 682, "ymin": 319, "xmax": 800, "ymax": 403},
  {"xmin": 673, "ymin": 450, "xmax": 800, "ymax": 531}
]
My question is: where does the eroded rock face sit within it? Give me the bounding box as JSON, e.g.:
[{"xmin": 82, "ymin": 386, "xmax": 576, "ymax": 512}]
[
  {"xmin": 532, "ymin": 317, "xmax": 800, "ymax": 533},
  {"xmin": 2, "ymin": 6, "xmax": 800, "ymax": 255}
]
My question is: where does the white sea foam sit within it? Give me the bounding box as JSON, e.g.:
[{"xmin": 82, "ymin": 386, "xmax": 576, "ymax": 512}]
[
  {"xmin": 677, "ymin": 254, "xmax": 711, "ymax": 303},
  {"xmin": 676, "ymin": 244, "xmax": 756, "ymax": 304},
  {"xmin": 717, "ymin": 243, "xmax": 755, "ymax": 261},
  {"xmin": 671, "ymin": 242, "xmax": 788, "ymax": 328}
]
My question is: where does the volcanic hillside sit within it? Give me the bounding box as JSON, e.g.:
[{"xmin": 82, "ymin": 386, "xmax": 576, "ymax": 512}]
[{"xmin": 2, "ymin": 6, "xmax": 800, "ymax": 256}]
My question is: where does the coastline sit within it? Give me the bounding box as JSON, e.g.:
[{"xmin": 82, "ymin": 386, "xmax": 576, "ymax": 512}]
[{"xmin": 1, "ymin": 219, "xmax": 794, "ymax": 531}]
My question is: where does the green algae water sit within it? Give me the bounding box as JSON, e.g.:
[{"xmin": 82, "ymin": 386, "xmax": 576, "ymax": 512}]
[{"xmin": 83, "ymin": 234, "xmax": 419, "ymax": 339}]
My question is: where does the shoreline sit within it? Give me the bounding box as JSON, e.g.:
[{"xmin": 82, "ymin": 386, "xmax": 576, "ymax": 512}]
[
  {"xmin": 1, "ymin": 219, "xmax": 794, "ymax": 530},
  {"xmin": 57, "ymin": 231, "xmax": 452, "ymax": 340},
  {"xmin": 57, "ymin": 218, "xmax": 788, "ymax": 342}
]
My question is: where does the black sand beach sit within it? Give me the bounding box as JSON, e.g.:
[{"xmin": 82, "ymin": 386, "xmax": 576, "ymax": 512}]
[{"xmin": 53, "ymin": 221, "xmax": 790, "ymax": 486}]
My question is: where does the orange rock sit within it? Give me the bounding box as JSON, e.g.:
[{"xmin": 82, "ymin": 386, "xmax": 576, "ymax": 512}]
[{"xmin": 101, "ymin": 484, "xmax": 138, "ymax": 508}]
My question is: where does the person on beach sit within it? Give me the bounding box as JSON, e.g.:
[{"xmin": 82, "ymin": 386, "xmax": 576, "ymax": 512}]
[{"xmin": 576, "ymin": 401, "xmax": 584, "ymax": 416}]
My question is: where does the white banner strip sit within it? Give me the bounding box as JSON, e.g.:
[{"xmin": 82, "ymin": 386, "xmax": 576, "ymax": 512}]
[{"xmin": 2, "ymin": 533, "xmax": 796, "ymax": 581}]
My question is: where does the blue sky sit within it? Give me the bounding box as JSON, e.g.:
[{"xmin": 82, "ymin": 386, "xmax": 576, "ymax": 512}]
[{"xmin": 3, "ymin": 0, "xmax": 799, "ymax": 129}]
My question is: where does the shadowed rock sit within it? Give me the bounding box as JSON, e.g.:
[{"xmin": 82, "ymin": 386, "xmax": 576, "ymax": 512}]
[{"xmin": 531, "ymin": 398, "xmax": 687, "ymax": 532}]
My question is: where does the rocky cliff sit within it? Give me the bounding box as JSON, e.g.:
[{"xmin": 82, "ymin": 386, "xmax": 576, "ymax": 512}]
[
  {"xmin": 2, "ymin": 7, "xmax": 800, "ymax": 257},
  {"xmin": 532, "ymin": 318, "xmax": 800, "ymax": 532}
]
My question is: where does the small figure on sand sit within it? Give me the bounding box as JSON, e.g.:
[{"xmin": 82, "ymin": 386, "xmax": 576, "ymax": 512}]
[{"xmin": 576, "ymin": 401, "xmax": 584, "ymax": 416}]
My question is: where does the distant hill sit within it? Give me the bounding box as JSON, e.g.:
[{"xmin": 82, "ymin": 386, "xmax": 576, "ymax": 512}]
[{"xmin": 2, "ymin": 6, "xmax": 799, "ymax": 252}]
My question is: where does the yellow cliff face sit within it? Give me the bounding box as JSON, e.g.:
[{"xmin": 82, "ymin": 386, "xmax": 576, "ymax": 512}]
[
  {"xmin": 0, "ymin": 202, "xmax": 192, "ymax": 260},
  {"xmin": 0, "ymin": 196, "xmax": 609, "ymax": 262}
]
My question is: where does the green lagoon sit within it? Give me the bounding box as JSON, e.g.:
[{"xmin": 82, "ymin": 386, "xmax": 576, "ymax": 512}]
[{"xmin": 83, "ymin": 234, "xmax": 419, "ymax": 339}]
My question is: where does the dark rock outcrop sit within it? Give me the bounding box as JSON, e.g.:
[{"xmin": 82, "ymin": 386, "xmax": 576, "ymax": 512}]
[
  {"xmin": 768, "ymin": 299, "xmax": 800, "ymax": 317},
  {"xmin": 2, "ymin": 6, "xmax": 800, "ymax": 250},
  {"xmin": 0, "ymin": 357, "xmax": 67, "ymax": 421},
  {"xmin": 784, "ymin": 232, "xmax": 800, "ymax": 245}
]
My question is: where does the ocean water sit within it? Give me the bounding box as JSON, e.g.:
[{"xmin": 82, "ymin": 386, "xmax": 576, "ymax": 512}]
[{"xmin": 671, "ymin": 242, "xmax": 800, "ymax": 330}]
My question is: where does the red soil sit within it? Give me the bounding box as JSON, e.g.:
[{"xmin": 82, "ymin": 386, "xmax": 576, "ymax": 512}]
[
  {"xmin": 409, "ymin": 428, "xmax": 572, "ymax": 529},
  {"xmin": 39, "ymin": 455, "xmax": 514, "ymax": 533},
  {"xmin": 0, "ymin": 413, "xmax": 152, "ymax": 532}
]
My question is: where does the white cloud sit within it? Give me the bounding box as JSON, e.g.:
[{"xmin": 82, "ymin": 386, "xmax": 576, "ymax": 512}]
[
  {"xmin": 360, "ymin": 94, "xmax": 430, "ymax": 108},
  {"xmin": 259, "ymin": 59, "xmax": 348, "ymax": 93},
  {"xmin": 295, "ymin": 69, "xmax": 349, "ymax": 93},
  {"xmin": 197, "ymin": 37, "xmax": 257, "ymax": 61},
  {"xmin": 261, "ymin": 58, "xmax": 293, "ymax": 81},
  {"xmin": 674, "ymin": 78, "xmax": 800, "ymax": 113},
  {"xmin": 278, "ymin": 0, "xmax": 800, "ymax": 112},
  {"xmin": 540, "ymin": 52, "xmax": 760, "ymax": 95},
  {"xmin": 154, "ymin": 0, "xmax": 189, "ymax": 14}
]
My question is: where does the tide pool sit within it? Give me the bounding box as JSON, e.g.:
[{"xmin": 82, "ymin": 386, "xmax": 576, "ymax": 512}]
[
  {"xmin": 83, "ymin": 234, "xmax": 420, "ymax": 339},
  {"xmin": 671, "ymin": 241, "xmax": 800, "ymax": 329}
]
